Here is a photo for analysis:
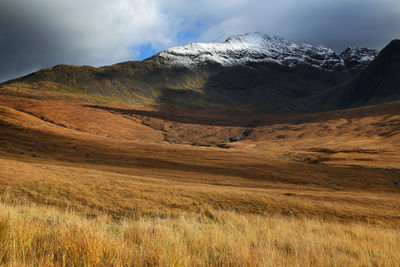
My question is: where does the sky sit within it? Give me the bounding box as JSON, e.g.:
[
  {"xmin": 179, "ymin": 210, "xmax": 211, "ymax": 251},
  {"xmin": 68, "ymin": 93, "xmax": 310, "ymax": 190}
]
[{"xmin": 0, "ymin": 0, "xmax": 399, "ymax": 82}]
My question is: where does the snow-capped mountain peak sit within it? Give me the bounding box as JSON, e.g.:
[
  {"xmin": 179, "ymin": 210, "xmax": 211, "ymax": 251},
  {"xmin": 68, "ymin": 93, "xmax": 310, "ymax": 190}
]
[
  {"xmin": 149, "ymin": 33, "xmax": 377, "ymax": 72},
  {"xmin": 224, "ymin": 32, "xmax": 275, "ymax": 44}
]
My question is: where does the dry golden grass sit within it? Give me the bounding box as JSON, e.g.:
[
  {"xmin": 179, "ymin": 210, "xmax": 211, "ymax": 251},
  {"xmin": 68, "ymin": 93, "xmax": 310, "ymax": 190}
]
[{"xmin": 0, "ymin": 202, "xmax": 399, "ymax": 267}]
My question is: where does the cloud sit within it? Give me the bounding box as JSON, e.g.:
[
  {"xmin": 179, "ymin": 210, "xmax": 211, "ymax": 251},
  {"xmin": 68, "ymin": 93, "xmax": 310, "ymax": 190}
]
[
  {"xmin": 0, "ymin": 0, "xmax": 399, "ymax": 82},
  {"xmin": 171, "ymin": 0, "xmax": 400, "ymax": 50},
  {"xmin": 0, "ymin": 0, "xmax": 176, "ymax": 81}
]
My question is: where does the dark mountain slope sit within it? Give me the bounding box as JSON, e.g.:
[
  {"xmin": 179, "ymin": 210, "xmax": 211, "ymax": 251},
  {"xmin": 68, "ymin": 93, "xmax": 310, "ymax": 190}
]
[
  {"xmin": 320, "ymin": 40, "xmax": 400, "ymax": 110},
  {"xmin": 0, "ymin": 61, "xmax": 350, "ymax": 113}
]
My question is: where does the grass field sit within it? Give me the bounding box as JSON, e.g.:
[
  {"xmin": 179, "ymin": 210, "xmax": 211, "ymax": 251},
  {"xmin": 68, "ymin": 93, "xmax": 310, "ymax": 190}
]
[
  {"xmin": 1, "ymin": 90, "xmax": 400, "ymax": 266},
  {"xmin": 1, "ymin": 202, "xmax": 399, "ymax": 266}
]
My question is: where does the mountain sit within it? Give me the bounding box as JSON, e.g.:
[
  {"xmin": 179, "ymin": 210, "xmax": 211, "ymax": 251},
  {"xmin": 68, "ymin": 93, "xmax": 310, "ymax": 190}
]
[
  {"xmin": 320, "ymin": 39, "xmax": 400, "ymax": 110},
  {"xmin": 0, "ymin": 33, "xmax": 387, "ymax": 113}
]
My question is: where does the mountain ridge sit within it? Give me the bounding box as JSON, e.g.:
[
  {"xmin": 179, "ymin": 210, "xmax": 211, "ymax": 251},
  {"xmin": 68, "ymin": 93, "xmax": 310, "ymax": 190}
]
[
  {"xmin": 149, "ymin": 32, "xmax": 378, "ymax": 72},
  {"xmin": 2, "ymin": 33, "xmax": 398, "ymax": 114}
]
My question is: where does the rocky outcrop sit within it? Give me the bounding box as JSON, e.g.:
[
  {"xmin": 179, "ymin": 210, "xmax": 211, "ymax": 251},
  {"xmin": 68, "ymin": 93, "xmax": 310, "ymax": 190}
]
[{"xmin": 340, "ymin": 47, "xmax": 379, "ymax": 72}]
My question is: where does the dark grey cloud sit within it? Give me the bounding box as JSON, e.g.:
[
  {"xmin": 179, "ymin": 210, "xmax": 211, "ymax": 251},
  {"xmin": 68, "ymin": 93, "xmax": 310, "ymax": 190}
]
[
  {"xmin": 0, "ymin": 0, "xmax": 399, "ymax": 82},
  {"xmin": 189, "ymin": 0, "xmax": 400, "ymax": 51},
  {"xmin": 274, "ymin": 0, "xmax": 400, "ymax": 51}
]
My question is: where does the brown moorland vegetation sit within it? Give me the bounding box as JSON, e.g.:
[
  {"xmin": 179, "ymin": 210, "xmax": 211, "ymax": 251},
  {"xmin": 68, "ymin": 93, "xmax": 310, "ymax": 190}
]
[{"xmin": 0, "ymin": 87, "xmax": 400, "ymax": 266}]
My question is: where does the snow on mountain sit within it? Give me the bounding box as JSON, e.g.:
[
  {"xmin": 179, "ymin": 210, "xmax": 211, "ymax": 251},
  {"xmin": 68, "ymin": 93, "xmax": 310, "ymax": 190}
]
[
  {"xmin": 340, "ymin": 47, "xmax": 379, "ymax": 71},
  {"xmin": 149, "ymin": 32, "xmax": 377, "ymax": 72}
]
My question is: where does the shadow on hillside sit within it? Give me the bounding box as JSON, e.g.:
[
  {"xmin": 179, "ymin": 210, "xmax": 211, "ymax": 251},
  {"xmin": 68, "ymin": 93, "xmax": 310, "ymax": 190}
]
[
  {"xmin": 82, "ymin": 104, "xmax": 259, "ymax": 127},
  {"xmin": 83, "ymin": 99, "xmax": 400, "ymax": 128}
]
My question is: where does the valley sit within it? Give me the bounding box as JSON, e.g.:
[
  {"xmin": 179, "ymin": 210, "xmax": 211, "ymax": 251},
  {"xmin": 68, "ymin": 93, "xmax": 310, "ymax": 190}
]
[{"xmin": 1, "ymin": 91, "xmax": 400, "ymax": 223}]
